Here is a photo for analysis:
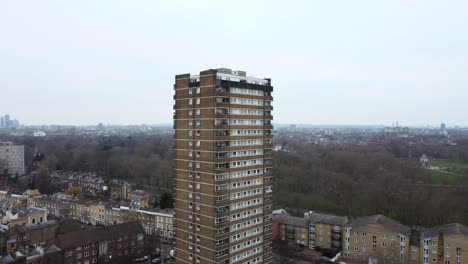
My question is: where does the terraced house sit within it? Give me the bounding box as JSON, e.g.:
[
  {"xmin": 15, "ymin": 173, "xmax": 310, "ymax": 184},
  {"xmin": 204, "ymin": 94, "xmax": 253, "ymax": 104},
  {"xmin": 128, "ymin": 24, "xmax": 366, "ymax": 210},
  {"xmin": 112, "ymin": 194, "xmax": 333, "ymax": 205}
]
[{"xmin": 173, "ymin": 68, "xmax": 274, "ymax": 264}]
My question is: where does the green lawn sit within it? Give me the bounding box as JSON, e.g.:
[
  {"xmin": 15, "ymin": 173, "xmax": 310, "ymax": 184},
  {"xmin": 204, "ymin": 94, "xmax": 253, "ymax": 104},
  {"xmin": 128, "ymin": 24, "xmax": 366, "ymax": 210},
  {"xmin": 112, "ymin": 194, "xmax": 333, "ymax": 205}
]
[
  {"xmin": 429, "ymin": 170, "xmax": 460, "ymax": 185},
  {"xmin": 431, "ymin": 160, "xmax": 468, "ymax": 175}
]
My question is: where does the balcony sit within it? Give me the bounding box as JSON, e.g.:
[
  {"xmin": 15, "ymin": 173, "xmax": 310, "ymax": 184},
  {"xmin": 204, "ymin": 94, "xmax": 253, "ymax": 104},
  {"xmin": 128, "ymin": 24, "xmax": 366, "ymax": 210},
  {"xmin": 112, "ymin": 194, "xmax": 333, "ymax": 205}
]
[
  {"xmin": 215, "ymin": 108, "xmax": 229, "ymax": 116},
  {"xmin": 332, "ymin": 227, "xmax": 342, "ymax": 233},
  {"xmin": 215, "ymin": 206, "xmax": 230, "ymax": 214},
  {"xmin": 215, "ymin": 238, "xmax": 229, "ymax": 247},
  {"xmin": 215, "ymin": 98, "xmax": 230, "ymax": 107},
  {"xmin": 332, "ymin": 241, "xmax": 342, "ymax": 248},
  {"xmin": 215, "ymin": 86, "xmax": 229, "ymax": 95},
  {"xmin": 215, "ymin": 227, "xmax": 230, "ymax": 236},
  {"xmin": 215, "ymin": 122, "xmax": 230, "ymax": 129},
  {"xmin": 216, "ymin": 147, "xmax": 229, "ymax": 152}
]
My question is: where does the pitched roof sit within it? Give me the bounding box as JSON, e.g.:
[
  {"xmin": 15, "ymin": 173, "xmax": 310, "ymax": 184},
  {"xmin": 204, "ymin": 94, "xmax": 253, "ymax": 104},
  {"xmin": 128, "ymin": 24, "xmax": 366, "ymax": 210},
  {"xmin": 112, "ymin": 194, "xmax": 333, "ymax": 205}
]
[
  {"xmin": 56, "ymin": 221, "xmax": 144, "ymax": 249},
  {"xmin": 44, "ymin": 244, "xmax": 62, "ymax": 254},
  {"xmin": 56, "ymin": 219, "xmax": 97, "ymax": 234},
  {"xmin": 350, "ymin": 214, "xmax": 411, "ymax": 235},
  {"xmin": 306, "ymin": 212, "xmax": 348, "ymax": 226},
  {"xmin": 273, "ymin": 213, "xmax": 308, "ymax": 228},
  {"xmin": 422, "ymin": 223, "xmax": 468, "ymax": 238}
]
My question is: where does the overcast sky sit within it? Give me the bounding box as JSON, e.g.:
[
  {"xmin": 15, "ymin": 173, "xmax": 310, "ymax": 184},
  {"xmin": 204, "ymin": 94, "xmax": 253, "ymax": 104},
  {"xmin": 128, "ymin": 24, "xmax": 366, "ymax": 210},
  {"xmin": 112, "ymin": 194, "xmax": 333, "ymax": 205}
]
[{"xmin": 1, "ymin": 1, "xmax": 467, "ymax": 126}]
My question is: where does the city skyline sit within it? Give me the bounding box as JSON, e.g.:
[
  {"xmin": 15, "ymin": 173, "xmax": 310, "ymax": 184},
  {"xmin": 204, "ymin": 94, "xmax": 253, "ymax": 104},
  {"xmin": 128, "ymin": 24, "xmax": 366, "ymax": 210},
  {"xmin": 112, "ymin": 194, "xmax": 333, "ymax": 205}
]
[{"xmin": 1, "ymin": 1, "xmax": 468, "ymax": 126}]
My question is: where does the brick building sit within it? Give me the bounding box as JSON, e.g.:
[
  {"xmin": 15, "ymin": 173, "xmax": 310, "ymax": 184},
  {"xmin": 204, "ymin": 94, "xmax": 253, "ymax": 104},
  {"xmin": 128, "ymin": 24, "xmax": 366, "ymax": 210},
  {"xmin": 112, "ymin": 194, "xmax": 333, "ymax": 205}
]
[
  {"xmin": 173, "ymin": 68, "xmax": 274, "ymax": 264},
  {"xmin": 305, "ymin": 211, "xmax": 348, "ymax": 250},
  {"xmin": 420, "ymin": 223, "xmax": 468, "ymax": 264},
  {"xmin": 55, "ymin": 221, "xmax": 145, "ymax": 264},
  {"xmin": 342, "ymin": 214, "xmax": 411, "ymax": 263}
]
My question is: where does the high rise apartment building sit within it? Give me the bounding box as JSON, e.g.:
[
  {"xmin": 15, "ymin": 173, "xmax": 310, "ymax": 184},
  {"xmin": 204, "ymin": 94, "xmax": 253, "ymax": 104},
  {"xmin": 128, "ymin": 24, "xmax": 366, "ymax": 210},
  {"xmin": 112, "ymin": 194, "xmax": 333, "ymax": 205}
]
[
  {"xmin": 0, "ymin": 142, "xmax": 25, "ymax": 175},
  {"xmin": 173, "ymin": 68, "xmax": 274, "ymax": 264}
]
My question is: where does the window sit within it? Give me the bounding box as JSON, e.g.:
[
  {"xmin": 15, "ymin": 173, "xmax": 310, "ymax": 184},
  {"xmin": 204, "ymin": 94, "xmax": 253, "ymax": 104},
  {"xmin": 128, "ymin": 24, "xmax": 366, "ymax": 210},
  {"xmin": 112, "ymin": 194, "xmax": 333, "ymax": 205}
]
[
  {"xmin": 189, "ymin": 109, "xmax": 193, "ymax": 115},
  {"xmin": 196, "ymin": 109, "xmax": 200, "ymax": 115},
  {"xmin": 196, "ymin": 87, "xmax": 200, "ymax": 94},
  {"xmin": 189, "ymin": 99, "xmax": 193, "ymax": 105},
  {"xmin": 76, "ymin": 253, "xmax": 82, "ymax": 259},
  {"xmin": 196, "ymin": 98, "xmax": 200, "ymax": 104},
  {"xmin": 189, "ymin": 88, "xmax": 193, "ymax": 94}
]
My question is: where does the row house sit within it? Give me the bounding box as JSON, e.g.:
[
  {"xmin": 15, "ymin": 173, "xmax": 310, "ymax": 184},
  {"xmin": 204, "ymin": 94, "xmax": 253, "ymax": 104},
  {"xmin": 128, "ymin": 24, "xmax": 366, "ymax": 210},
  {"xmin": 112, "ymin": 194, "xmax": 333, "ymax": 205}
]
[
  {"xmin": 0, "ymin": 191, "xmax": 27, "ymax": 208},
  {"xmin": 27, "ymin": 193, "xmax": 72, "ymax": 218},
  {"xmin": 1, "ymin": 207, "xmax": 47, "ymax": 227},
  {"xmin": 104, "ymin": 206, "xmax": 174, "ymax": 239},
  {"xmin": 7, "ymin": 191, "xmax": 175, "ymax": 242},
  {"xmin": 4, "ymin": 221, "xmax": 58, "ymax": 255}
]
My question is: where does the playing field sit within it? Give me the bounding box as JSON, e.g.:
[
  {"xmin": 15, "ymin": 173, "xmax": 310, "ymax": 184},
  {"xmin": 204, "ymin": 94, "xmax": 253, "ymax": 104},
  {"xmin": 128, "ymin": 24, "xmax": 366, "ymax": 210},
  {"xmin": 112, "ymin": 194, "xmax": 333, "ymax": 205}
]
[{"xmin": 431, "ymin": 160, "xmax": 468, "ymax": 175}]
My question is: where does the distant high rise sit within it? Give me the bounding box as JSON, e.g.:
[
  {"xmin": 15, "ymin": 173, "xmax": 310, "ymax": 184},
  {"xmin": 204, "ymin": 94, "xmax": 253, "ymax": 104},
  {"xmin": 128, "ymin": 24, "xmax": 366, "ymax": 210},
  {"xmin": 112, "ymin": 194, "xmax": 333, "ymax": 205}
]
[
  {"xmin": 441, "ymin": 123, "xmax": 446, "ymax": 130},
  {"xmin": 173, "ymin": 68, "xmax": 274, "ymax": 264},
  {"xmin": 290, "ymin": 124, "xmax": 297, "ymax": 133},
  {"xmin": 4, "ymin": 115, "xmax": 10, "ymax": 128},
  {"xmin": 0, "ymin": 116, "xmax": 4, "ymax": 128}
]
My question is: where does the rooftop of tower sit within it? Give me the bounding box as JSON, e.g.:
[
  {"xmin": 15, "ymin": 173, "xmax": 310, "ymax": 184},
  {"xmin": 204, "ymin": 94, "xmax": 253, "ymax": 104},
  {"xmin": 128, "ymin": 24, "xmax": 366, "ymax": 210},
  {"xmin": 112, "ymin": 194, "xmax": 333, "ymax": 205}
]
[{"xmin": 189, "ymin": 68, "xmax": 270, "ymax": 85}]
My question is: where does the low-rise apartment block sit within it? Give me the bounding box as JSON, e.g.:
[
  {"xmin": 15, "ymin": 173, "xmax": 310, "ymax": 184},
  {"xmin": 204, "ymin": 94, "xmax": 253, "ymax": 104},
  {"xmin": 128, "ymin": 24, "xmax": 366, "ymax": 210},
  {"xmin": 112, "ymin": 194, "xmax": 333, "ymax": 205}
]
[
  {"xmin": 420, "ymin": 223, "xmax": 468, "ymax": 264},
  {"xmin": 55, "ymin": 221, "xmax": 145, "ymax": 264},
  {"xmin": 272, "ymin": 212, "xmax": 309, "ymax": 246},
  {"xmin": 342, "ymin": 214, "xmax": 411, "ymax": 264},
  {"xmin": 305, "ymin": 211, "xmax": 348, "ymax": 250}
]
